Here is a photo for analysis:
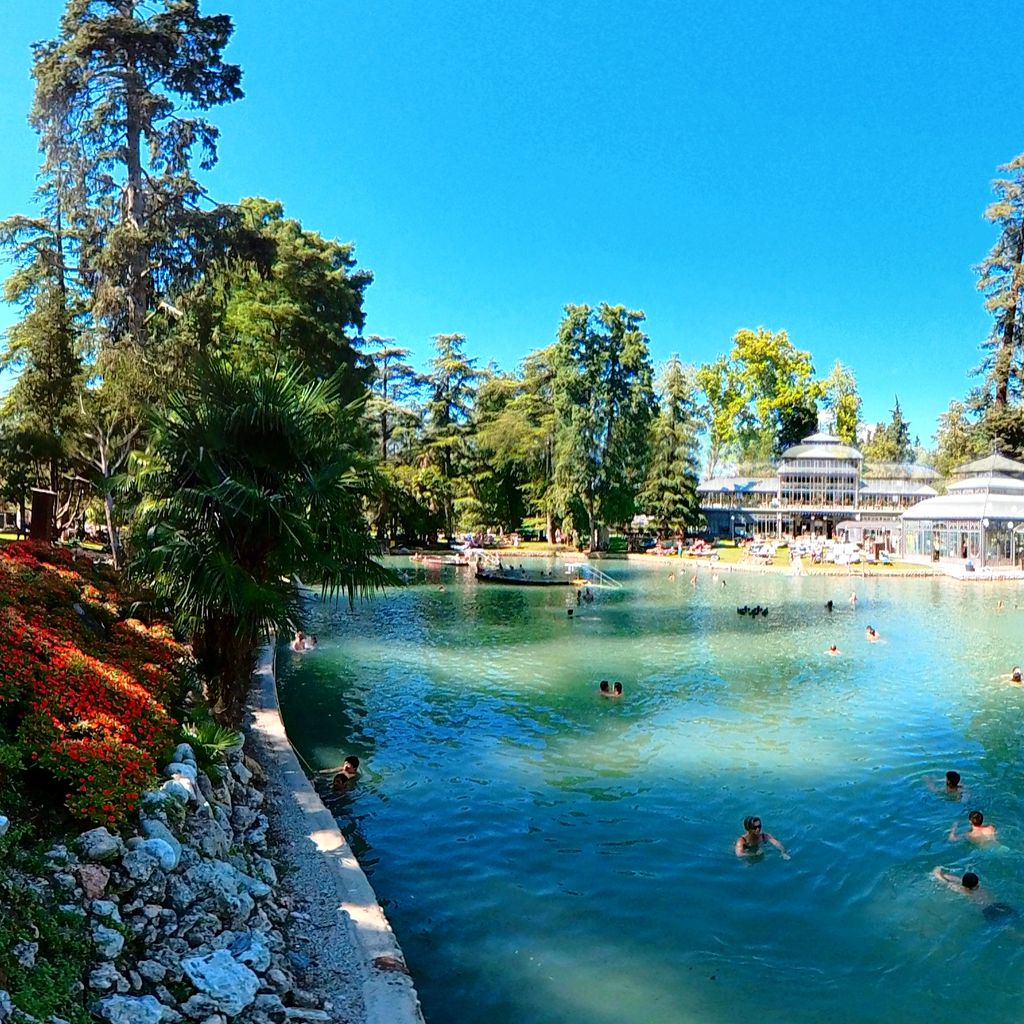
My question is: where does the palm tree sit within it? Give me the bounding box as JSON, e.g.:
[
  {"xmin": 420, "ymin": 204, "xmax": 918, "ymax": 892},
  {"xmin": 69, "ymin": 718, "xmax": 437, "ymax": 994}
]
[{"xmin": 128, "ymin": 359, "xmax": 395, "ymax": 724}]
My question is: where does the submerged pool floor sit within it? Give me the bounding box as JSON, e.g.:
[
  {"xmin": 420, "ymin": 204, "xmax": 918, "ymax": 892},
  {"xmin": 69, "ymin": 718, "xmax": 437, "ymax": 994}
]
[{"xmin": 277, "ymin": 564, "xmax": 1024, "ymax": 1024}]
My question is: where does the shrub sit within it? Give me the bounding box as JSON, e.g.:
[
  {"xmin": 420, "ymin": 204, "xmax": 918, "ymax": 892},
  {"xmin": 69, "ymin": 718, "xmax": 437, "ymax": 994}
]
[{"xmin": 0, "ymin": 541, "xmax": 188, "ymax": 828}]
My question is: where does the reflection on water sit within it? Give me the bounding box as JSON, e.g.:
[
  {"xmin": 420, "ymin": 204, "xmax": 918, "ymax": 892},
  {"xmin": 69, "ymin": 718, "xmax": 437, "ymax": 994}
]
[{"xmin": 278, "ymin": 563, "xmax": 1024, "ymax": 1024}]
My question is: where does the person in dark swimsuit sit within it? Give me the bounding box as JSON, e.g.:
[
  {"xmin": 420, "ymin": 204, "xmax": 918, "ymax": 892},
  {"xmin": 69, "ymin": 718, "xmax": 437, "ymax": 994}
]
[{"xmin": 735, "ymin": 816, "xmax": 790, "ymax": 860}]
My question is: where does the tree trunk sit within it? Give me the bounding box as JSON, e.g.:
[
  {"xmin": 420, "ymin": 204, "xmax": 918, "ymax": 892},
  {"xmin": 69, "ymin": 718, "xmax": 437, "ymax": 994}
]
[
  {"xmin": 195, "ymin": 614, "xmax": 259, "ymax": 727},
  {"xmin": 103, "ymin": 491, "xmax": 121, "ymax": 569},
  {"xmin": 994, "ymin": 230, "xmax": 1024, "ymax": 410},
  {"xmin": 124, "ymin": 50, "xmax": 149, "ymax": 348}
]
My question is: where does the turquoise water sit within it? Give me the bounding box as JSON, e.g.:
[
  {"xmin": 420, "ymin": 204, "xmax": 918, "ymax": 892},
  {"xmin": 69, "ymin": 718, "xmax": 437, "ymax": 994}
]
[{"xmin": 276, "ymin": 562, "xmax": 1024, "ymax": 1024}]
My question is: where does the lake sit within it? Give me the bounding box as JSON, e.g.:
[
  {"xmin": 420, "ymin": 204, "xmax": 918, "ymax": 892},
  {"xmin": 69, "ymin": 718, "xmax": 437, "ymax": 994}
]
[{"xmin": 276, "ymin": 560, "xmax": 1024, "ymax": 1024}]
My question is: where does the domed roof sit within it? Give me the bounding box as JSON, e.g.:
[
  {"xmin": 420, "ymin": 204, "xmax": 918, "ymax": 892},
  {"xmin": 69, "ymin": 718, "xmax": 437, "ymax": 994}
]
[{"xmin": 779, "ymin": 432, "xmax": 863, "ymax": 462}]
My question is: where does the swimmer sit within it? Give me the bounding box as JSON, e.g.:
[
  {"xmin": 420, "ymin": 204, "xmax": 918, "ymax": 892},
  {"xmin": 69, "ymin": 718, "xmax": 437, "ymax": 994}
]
[
  {"xmin": 827, "ymin": 644, "xmax": 840, "ymax": 656},
  {"xmin": 319, "ymin": 755, "xmax": 360, "ymax": 792},
  {"xmin": 865, "ymin": 625, "xmax": 879, "ymax": 642},
  {"xmin": 599, "ymin": 680, "xmax": 611, "ymax": 695},
  {"xmin": 1011, "ymin": 666, "xmax": 1022, "ymax": 683},
  {"xmin": 849, "ymin": 591, "xmax": 857, "ymax": 607},
  {"xmin": 825, "ymin": 600, "xmax": 834, "ymax": 612},
  {"xmin": 931, "ymin": 867, "xmax": 984, "ymax": 898},
  {"xmin": 610, "ymin": 681, "xmax": 623, "ymax": 698},
  {"xmin": 291, "ymin": 631, "xmax": 306, "ymax": 652},
  {"xmin": 690, "ymin": 574, "xmax": 697, "ymax": 587},
  {"xmin": 997, "ymin": 599, "xmax": 1005, "ymax": 613},
  {"xmin": 926, "ymin": 770, "xmax": 965, "ymax": 799},
  {"xmin": 437, "ymin": 584, "xmax": 445, "ymax": 592},
  {"xmin": 949, "ymin": 810, "xmax": 997, "ymax": 843},
  {"xmin": 932, "ymin": 868, "xmax": 1019, "ymax": 924},
  {"xmin": 567, "ymin": 608, "xmax": 574, "ymax": 618},
  {"xmin": 735, "ymin": 816, "xmax": 790, "ymax": 860}
]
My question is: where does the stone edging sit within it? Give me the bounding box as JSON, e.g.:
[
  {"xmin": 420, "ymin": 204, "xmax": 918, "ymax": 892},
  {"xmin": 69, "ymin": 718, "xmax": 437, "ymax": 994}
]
[{"xmin": 248, "ymin": 645, "xmax": 425, "ymax": 1024}]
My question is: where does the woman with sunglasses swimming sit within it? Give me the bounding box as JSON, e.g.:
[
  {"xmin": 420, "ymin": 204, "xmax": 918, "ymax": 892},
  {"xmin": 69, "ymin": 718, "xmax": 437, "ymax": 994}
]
[{"xmin": 735, "ymin": 815, "xmax": 791, "ymax": 860}]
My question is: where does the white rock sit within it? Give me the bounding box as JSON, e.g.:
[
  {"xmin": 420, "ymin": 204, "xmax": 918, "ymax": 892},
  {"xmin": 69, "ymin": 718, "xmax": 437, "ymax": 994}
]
[
  {"xmin": 93, "ymin": 995, "xmax": 167, "ymax": 1024},
  {"xmin": 91, "ymin": 900, "xmax": 123, "ymax": 924},
  {"xmin": 228, "ymin": 933, "xmax": 271, "ymax": 973},
  {"xmin": 181, "ymin": 950, "xmax": 258, "ymax": 1016},
  {"xmin": 163, "ymin": 761, "xmax": 198, "ymax": 783},
  {"xmin": 89, "ymin": 963, "xmax": 125, "ymax": 993},
  {"xmin": 161, "ymin": 778, "xmax": 195, "ymax": 804},
  {"xmin": 92, "ymin": 924, "xmax": 125, "ymax": 960},
  {"xmin": 76, "ymin": 828, "xmax": 125, "ymax": 862},
  {"xmin": 172, "ymin": 743, "xmax": 197, "ymax": 765}
]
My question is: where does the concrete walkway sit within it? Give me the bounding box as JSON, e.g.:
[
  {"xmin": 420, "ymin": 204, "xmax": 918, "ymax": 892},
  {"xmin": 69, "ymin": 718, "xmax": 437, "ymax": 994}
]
[{"xmin": 246, "ymin": 644, "xmax": 425, "ymax": 1024}]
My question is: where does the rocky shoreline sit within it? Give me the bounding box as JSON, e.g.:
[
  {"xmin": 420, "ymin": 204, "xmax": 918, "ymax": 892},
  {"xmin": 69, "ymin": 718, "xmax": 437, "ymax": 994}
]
[{"xmin": 0, "ymin": 724, "xmax": 383, "ymax": 1024}]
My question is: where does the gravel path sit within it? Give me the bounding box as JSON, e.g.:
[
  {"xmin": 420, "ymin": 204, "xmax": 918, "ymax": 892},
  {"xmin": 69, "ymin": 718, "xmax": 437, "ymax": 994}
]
[{"xmin": 245, "ymin": 646, "xmax": 424, "ymax": 1024}]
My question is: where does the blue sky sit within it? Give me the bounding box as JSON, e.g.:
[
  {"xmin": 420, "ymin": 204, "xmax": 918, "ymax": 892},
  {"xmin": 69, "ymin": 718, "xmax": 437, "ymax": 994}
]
[{"xmin": 1, "ymin": 0, "xmax": 1019, "ymax": 445}]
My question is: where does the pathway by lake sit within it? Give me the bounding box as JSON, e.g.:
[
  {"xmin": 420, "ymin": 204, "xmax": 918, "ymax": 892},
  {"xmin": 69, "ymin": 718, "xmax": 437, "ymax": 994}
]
[{"xmin": 277, "ymin": 562, "xmax": 1024, "ymax": 1024}]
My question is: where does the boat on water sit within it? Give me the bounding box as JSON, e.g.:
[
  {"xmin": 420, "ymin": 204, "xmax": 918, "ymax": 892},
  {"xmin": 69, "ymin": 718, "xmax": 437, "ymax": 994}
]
[{"xmin": 475, "ymin": 569, "xmax": 574, "ymax": 587}]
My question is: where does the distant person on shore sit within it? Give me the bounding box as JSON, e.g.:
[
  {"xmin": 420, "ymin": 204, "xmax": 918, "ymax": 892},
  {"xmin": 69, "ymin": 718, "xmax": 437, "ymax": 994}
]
[
  {"xmin": 599, "ymin": 680, "xmax": 611, "ymax": 696},
  {"xmin": 827, "ymin": 644, "xmax": 840, "ymax": 656},
  {"xmin": 735, "ymin": 816, "xmax": 790, "ymax": 860},
  {"xmin": 949, "ymin": 810, "xmax": 997, "ymax": 843},
  {"xmin": 926, "ymin": 770, "xmax": 964, "ymax": 799}
]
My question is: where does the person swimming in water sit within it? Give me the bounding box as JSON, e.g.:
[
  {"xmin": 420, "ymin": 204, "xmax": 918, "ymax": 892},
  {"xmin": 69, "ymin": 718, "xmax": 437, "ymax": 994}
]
[
  {"xmin": 609, "ymin": 681, "xmax": 623, "ymax": 698},
  {"xmin": 332, "ymin": 755, "xmax": 360, "ymax": 792},
  {"xmin": 827, "ymin": 644, "xmax": 840, "ymax": 656},
  {"xmin": 599, "ymin": 680, "xmax": 611, "ymax": 695},
  {"xmin": 735, "ymin": 816, "xmax": 790, "ymax": 860},
  {"xmin": 949, "ymin": 810, "xmax": 997, "ymax": 843},
  {"xmin": 1010, "ymin": 666, "xmax": 1022, "ymax": 683},
  {"xmin": 865, "ymin": 625, "xmax": 879, "ymax": 642},
  {"xmin": 931, "ymin": 867, "xmax": 1019, "ymax": 923},
  {"xmin": 926, "ymin": 770, "xmax": 965, "ymax": 798}
]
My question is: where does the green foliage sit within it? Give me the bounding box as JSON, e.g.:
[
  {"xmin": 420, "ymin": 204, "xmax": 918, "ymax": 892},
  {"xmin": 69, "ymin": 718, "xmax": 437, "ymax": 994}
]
[
  {"xmin": 180, "ymin": 712, "xmax": 240, "ymax": 780},
  {"xmin": 822, "ymin": 361, "xmax": 862, "ymax": 446},
  {"xmin": 553, "ymin": 303, "xmax": 657, "ymax": 548},
  {"xmin": 933, "ymin": 400, "xmax": 986, "ymax": 476},
  {"xmin": 697, "ymin": 328, "xmax": 825, "ymax": 471},
  {"xmin": 0, "ymin": 856, "xmax": 92, "ymax": 1024},
  {"xmin": 169, "ymin": 199, "xmax": 373, "ymax": 403},
  {"xmin": 862, "ymin": 396, "xmax": 915, "ymax": 463},
  {"xmin": 127, "ymin": 358, "xmax": 396, "ymax": 724},
  {"xmin": 422, "ymin": 334, "xmax": 481, "ymax": 539},
  {"xmin": 640, "ymin": 355, "xmax": 703, "ymax": 532},
  {"xmin": 975, "ymin": 153, "xmax": 1024, "ymax": 409}
]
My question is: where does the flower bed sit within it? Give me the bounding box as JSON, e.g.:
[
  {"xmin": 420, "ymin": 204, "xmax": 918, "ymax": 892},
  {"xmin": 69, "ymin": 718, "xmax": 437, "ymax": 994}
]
[{"xmin": 0, "ymin": 541, "xmax": 188, "ymax": 828}]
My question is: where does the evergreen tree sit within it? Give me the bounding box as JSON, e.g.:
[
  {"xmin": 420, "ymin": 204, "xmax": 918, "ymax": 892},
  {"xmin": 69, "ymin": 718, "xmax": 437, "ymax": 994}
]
[
  {"xmin": 862, "ymin": 397, "xmax": 915, "ymax": 463},
  {"xmin": 933, "ymin": 400, "xmax": 985, "ymax": 477},
  {"xmin": 976, "ymin": 153, "xmax": 1024, "ymax": 412},
  {"xmin": 31, "ymin": 0, "xmax": 243, "ymax": 358},
  {"xmin": 640, "ymin": 355, "xmax": 703, "ymax": 534},
  {"xmin": 553, "ymin": 303, "xmax": 656, "ymax": 549},
  {"xmin": 423, "ymin": 334, "xmax": 480, "ymax": 540}
]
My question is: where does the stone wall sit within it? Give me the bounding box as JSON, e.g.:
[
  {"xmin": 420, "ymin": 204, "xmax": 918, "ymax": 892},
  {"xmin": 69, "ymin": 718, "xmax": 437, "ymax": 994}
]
[{"xmin": 0, "ymin": 740, "xmax": 333, "ymax": 1024}]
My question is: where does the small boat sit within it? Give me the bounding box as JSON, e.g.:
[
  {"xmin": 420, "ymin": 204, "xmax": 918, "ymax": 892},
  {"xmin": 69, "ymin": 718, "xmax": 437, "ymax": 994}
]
[{"xmin": 475, "ymin": 569, "xmax": 573, "ymax": 587}]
